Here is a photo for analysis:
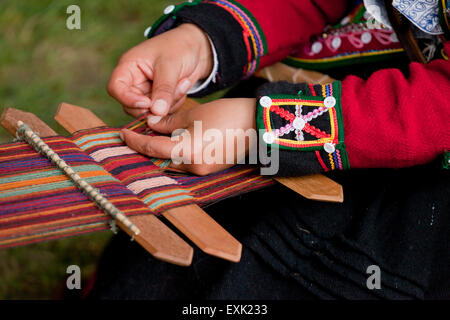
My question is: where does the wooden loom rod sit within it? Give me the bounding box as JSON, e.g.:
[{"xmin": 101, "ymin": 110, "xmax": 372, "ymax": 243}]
[
  {"xmin": 1, "ymin": 107, "xmax": 194, "ymax": 267},
  {"xmin": 55, "ymin": 102, "xmax": 242, "ymax": 263}
]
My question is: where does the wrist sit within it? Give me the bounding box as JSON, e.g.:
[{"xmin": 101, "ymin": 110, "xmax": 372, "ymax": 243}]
[{"xmin": 177, "ymin": 23, "xmax": 213, "ymax": 79}]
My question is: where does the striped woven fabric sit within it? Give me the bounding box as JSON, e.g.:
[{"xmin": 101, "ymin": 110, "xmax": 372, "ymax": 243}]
[
  {"xmin": 71, "ymin": 128, "xmax": 196, "ymax": 214},
  {"xmin": 0, "ymin": 116, "xmax": 274, "ymax": 248},
  {"xmin": 0, "ymin": 137, "xmax": 154, "ymax": 249},
  {"xmin": 72, "ymin": 116, "xmax": 275, "ymax": 213}
]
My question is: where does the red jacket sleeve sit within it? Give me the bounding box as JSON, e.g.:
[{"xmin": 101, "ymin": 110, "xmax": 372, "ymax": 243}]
[
  {"xmin": 236, "ymin": 0, "xmax": 352, "ymax": 68},
  {"xmin": 342, "ymin": 41, "xmax": 450, "ymax": 169},
  {"xmin": 255, "ymin": 43, "xmax": 449, "ymax": 176}
]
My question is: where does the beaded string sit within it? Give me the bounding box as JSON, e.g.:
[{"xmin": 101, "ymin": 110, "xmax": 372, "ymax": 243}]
[{"xmin": 15, "ymin": 121, "xmax": 140, "ymax": 237}]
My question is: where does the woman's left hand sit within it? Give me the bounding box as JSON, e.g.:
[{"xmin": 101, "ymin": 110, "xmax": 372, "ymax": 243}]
[{"xmin": 120, "ymin": 98, "xmax": 257, "ymax": 176}]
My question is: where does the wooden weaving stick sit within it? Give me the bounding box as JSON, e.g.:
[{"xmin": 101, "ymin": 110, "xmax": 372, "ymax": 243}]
[
  {"xmin": 1, "ymin": 107, "xmax": 194, "ymax": 267},
  {"xmin": 55, "ymin": 102, "xmax": 242, "ymax": 263},
  {"xmin": 1, "ymin": 107, "xmax": 58, "ymax": 137}
]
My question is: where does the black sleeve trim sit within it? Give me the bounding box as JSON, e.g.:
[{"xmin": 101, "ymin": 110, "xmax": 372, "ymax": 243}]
[{"xmin": 149, "ymin": 2, "xmax": 248, "ymax": 96}]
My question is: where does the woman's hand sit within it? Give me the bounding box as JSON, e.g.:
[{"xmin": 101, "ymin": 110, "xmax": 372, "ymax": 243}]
[
  {"xmin": 107, "ymin": 23, "xmax": 213, "ymax": 118},
  {"xmin": 120, "ymin": 98, "xmax": 257, "ymax": 176}
]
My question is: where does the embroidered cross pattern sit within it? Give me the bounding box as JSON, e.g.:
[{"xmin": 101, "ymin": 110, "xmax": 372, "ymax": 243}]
[{"xmin": 257, "ymin": 83, "xmax": 347, "ymax": 171}]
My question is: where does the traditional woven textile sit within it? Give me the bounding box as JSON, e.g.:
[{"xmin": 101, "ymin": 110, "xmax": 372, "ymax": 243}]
[
  {"xmin": 0, "ymin": 117, "xmax": 274, "ymax": 248},
  {"xmin": 72, "ymin": 115, "xmax": 275, "ymax": 213},
  {"xmin": 0, "ymin": 137, "xmax": 153, "ymax": 249}
]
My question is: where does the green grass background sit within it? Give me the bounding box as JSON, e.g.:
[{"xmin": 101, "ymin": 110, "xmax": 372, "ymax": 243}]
[{"xmin": 0, "ymin": 0, "xmax": 222, "ymax": 299}]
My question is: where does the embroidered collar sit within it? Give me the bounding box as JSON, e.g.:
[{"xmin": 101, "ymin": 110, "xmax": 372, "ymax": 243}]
[{"xmin": 364, "ymin": 0, "xmax": 443, "ymax": 35}]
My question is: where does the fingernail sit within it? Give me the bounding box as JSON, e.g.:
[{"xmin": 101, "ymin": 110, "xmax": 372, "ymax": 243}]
[
  {"xmin": 148, "ymin": 115, "xmax": 162, "ymax": 124},
  {"xmin": 135, "ymin": 100, "xmax": 150, "ymax": 108},
  {"xmin": 178, "ymin": 79, "xmax": 191, "ymax": 94},
  {"xmin": 119, "ymin": 131, "xmax": 124, "ymax": 140},
  {"xmin": 152, "ymin": 99, "xmax": 168, "ymax": 115}
]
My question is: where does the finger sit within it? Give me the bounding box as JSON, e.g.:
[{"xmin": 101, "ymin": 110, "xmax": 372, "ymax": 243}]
[
  {"xmin": 151, "ymin": 60, "xmax": 180, "ymax": 116},
  {"xmin": 168, "ymin": 95, "xmax": 187, "ymax": 115},
  {"xmin": 173, "ymin": 67, "xmax": 205, "ymax": 99},
  {"xmin": 120, "ymin": 128, "xmax": 178, "ymax": 159},
  {"xmin": 123, "ymin": 106, "xmax": 149, "ymax": 118},
  {"xmin": 168, "ymin": 161, "xmax": 229, "ymax": 177},
  {"xmin": 133, "ymin": 82, "xmax": 151, "ymax": 97},
  {"xmin": 107, "ymin": 63, "xmax": 151, "ymax": 109},
  {"xmin": 174, "ymin": 78, "xmax": 192, "ymax": 101},
  {"xmin": 136, "ymin": 59, "xmax": 154, "ymax": 80},
  {"xmin": 172, "ymin": 70, "xmax": 204, "ymax": 109},
  {"xmin": 146, "ymin": 108, "xmax": 189, "ymax": 134}
]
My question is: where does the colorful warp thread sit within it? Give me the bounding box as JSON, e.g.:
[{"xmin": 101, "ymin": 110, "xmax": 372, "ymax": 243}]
[
  {"xmin": 0, "ymin": 137, "xmax": 153, "ymax": 249},
  {"xmin": 72, "ymin": 116, "xmax": 275, "ymax": 213},
  {"xmin": 125, "ymin": 116, "xmax": 276, "ymax": 206},
  {"xmin": 71, "ymin": 128, "xmax": 196, "ymax": 213},
  {"xmin": 0, "ymin": 116, "xmax": 275, "ymax": 248},
  {"xmin": 16, "ymin": 121, "xmax": 140, "ymax": 236}
]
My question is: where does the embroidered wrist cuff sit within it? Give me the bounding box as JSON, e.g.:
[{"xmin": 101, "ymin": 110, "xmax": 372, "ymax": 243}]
[
  {"xmin": 256, "ymin": 81, "xmax": 350, "ymax": 176},
  {"xmin": 144, "ymin": 0, "xmax": 266, "ymax": 95}
]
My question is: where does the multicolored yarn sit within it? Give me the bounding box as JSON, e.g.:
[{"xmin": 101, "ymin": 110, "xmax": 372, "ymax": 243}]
[
  {"xmin": 0, "ymin": 120, "xmax": 275, "ymax": 249},
  {"xmin": 0, "ymin": 100, "xmax": 279, "ymax": 249},
  {"xmin": 71, "ymin": 128, "xmax": 195, "ymax": 213},
  {"xmin": 0, "ymin": 136, "xmax": 153, "ymax": 249},
  {"xmin": 16, "ymin": 121, "xmax": 140, "ymax": 236},
  {"xmin": 72, "ymin": 116, "xmax": 275, "ymax": 213},
  {"xmin": 204, "ymin": 0, "xmax": 267, "ymax": 77}
]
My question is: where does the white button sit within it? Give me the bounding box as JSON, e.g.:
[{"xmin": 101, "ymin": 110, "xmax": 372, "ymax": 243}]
[
  {"xmin": 324, "ymin": 143, "xmax": 335, "ymax": 153},
  {"xmin": 340, "ymin": 16, "xmax": 350, "ymax": 25},
  {"xmin": 324, "ymin": 96, "xmax": 336, "ymax": 108},
  {"xmin": 331, "ymin": 37, "xmax": 342, "ymax": 49},
  {"xmin": 311, "ymin": 42, "xmax": 323, "ymax": 54},
  {"xmin": 164, "ymin": 5, "xmax": 175, "ymax": 14},
  {"xmin": 292, "ymin": 118, "xmax": 306, "ymax": 130},
  {"xmin": 361, "ymin": 32, "xmax": 372, "ymax": 44},
  {"xmin": 263, "ymin": 132, "xmax": 275, "ymax": 144},
  {"xmin": 390, "ymin": 32, "xmax": 399, "ymax": 43},
  {"xmin": 259, "ymin": 96, "xmax": 272, "ymax": 108},
  {"xmin": 144, "ymin": 26, "xmax": 152, "ymax": 37}
]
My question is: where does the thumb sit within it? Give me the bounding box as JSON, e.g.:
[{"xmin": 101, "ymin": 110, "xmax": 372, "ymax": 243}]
[
  {"xmin": 147, "ymin": 110, "xmax": 188, "ymax": 134},
  {"xmin": 120, "ymin": 128, "xmax": 177, "ymax": 159},
  {"xmin": 151, "ymin": 60, "xmax": 179, "ymax": 116}
]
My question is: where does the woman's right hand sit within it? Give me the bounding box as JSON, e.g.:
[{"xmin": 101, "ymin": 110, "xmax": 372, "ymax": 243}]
[{"xmin": 107, "ymin": 23, "xmax": 213, "ymax": 118}]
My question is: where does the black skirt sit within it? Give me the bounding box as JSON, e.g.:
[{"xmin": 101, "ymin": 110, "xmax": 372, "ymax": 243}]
[{"xmin": 87, "ymin": 157, "xmax": 450, "ymax": 299}]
